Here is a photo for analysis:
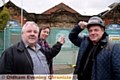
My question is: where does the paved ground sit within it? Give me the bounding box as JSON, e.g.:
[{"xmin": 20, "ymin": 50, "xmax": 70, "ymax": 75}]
[
  {"xmin": 53, "ymin": 65, "xmax": 78, "ymax": 80},
  {"xmin": 53, "ymin": 65, "xmax": 75, "ymax": 74}
]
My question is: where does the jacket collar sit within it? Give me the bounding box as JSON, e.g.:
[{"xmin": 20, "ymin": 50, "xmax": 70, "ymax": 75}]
[
  {"xmin": 99, "ymin": 32, "xmax": 108, "ymax": 43},
  {"xmin": 17, "ymin": 40, "xmax": 26, "ymax": 52},
  {"xmin": 17, "ymin": 40, "xmax": 41, "ymax": 52},
  {"xmin": 100, "ymin": 38, "xmax": 108, "ymax": 43}
]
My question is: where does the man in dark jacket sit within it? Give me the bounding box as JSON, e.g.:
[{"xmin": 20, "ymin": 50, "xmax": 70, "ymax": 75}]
[
  {"xmin": 0, "ymin": 21, "xmax": 65, "ymax": 74},
  {"xmin": 69, "ymin": 16, "xmax": 120, "ymax": 80}
]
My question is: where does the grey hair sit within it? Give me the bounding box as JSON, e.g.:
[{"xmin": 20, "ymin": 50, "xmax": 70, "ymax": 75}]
[{"xmin": 21, "ymin": 21, "xmax": 39, "ymax": 33}]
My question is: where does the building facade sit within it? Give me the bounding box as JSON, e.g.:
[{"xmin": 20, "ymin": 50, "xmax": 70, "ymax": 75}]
[{"xmin": 0, "ymin": 1, "xmax": 120, "ymax": 28}]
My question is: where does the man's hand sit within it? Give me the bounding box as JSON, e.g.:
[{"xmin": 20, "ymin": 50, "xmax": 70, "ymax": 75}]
[
  {"xmin": 58, "ymin": 36, "xmax": 65, "ymax": 44},
  {"xmin": 78, "ymin": 21, "xmax": 88, "ymax": 29}
]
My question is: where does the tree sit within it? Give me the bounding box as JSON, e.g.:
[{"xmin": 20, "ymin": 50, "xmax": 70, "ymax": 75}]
[{"xmin": 0, "ymin": 0, "xmax": 10, "ymax": 30}]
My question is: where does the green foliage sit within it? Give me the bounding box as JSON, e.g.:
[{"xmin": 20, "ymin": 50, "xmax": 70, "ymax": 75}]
[{"xmin": 0, "ymin": 7, "xmax": 10, "ymax": 30}]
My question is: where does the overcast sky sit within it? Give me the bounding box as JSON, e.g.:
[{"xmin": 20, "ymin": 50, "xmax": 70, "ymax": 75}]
[{"xmin": 0, "ymin": 0, "xmax": 120, "ymax": 15}]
